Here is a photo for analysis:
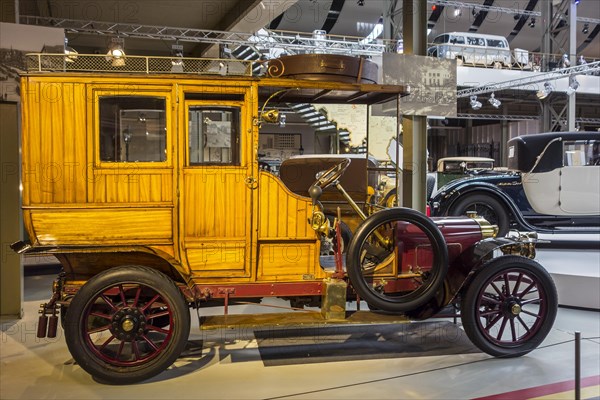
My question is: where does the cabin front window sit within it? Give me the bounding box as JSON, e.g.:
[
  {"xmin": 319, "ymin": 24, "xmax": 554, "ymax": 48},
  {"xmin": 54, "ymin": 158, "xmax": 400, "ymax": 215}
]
[{"xmin": 99, "ymin": 96, "xmax": 167, "ymax": 162}]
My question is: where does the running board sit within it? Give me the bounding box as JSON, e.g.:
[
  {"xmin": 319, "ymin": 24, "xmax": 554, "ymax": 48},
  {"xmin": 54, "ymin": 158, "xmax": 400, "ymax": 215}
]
[{"xmin": 199, "ymin": 311, "xmax": 409, "ymax": 330}]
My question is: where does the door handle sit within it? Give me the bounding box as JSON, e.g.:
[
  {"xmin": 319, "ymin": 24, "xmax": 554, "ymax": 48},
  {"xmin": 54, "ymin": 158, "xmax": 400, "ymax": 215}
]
[{"xmin": 245, "ymin": 176, "xmax": 258, "ymax": 190}]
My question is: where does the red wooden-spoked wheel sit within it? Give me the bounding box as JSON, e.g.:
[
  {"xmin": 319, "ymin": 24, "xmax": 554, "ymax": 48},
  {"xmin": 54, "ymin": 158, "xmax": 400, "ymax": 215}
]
[
  {"xmin": 461, "ymin": 256, "xmax": 558, "ymax": 357},
  {"xmin": 84, "ymin": 283, "xmax": 174, "ymax": 366},
  {"xmin": 65, "ymin": 266, "xmax": 190, "ymax": 384}
]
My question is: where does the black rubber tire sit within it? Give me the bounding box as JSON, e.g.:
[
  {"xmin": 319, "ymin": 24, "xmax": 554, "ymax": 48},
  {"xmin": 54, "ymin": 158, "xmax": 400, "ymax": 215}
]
[
  {"xmin": 346, "ymin": 208, "xmax": 449, "ymax": 312},
  {"xmin": 460, "ymin": 256, "xmax": 558, "ymax": 358},
  {"xmin": 404, "ymin": 280, "xmax": 449, "ymax": 320},
  {"xmin": 64, "ymin": 266, "xmax": 190, "ymax": 384},
  {"xmin": 451, "ymin": 193, "xmax": 510, "ymax": 236},
  {"xmin": 325, "ymin": 215, "xmax": 352, "ymax": 253},
  {"xmin": 60, "ymin": 304, "xmax": 68, "ymax": 330},
  {"xmin": 426, "ymin": 174, "xmax": 436, "ymax": 200},
  {"xmin": 381, "ymin": 189, "xmax": 398, "ymax": 208}
]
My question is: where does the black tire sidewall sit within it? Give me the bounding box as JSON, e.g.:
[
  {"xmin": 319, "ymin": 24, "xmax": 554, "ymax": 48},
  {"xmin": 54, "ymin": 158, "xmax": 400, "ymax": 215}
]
[
  {"xmin": 460, "ymin": 256, "xmax": 558, "ymax": 358},
  {"xmin": 64, "ymin": 266, "xmax": 190, "ymax": 384},
  {"xmin": 382, "ymin": 190, "xmax": 398, "ymax": 208},
  {"xmin": 325, "ymin": 215, "xmax": 353, "ymax": 253},
  {"xmin": 346, "ymin": 208, "xmax": 449, "ymax": 312},
  {"xmin": 452, "ymin": 193, "xmax": 510, "ymax": 236}
]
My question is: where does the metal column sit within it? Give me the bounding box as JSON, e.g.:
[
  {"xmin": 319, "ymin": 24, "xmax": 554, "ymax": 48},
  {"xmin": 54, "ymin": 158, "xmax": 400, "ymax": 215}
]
[
  {"xmin": 0, "ymin": 102, "xmax": 23, "ymax": 317},
  {"xmin": 500, "ymin": 120, "xmax": 509, "ymax": 166},
  {"xmin": 540, "ymin": 0, "xmax": 553, "ymax": 131},
  {"xmin": 568, "ymin": 0, "xmax": 577, "ymax": 131},
  {"xmin": 401, "ymin": 0, "xmax": 428, "ymax": 212}
]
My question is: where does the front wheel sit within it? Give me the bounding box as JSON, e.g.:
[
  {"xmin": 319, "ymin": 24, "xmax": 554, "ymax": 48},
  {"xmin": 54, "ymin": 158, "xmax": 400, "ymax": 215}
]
[
  {"xmin": 451, "ymin": 193, "xmax": 510, "ymax": 236},
  {"xmin": 64, "ymin": 266, "xmax": 191, "ymax": 384},
  {"xmin": 460, "ymin": 256, "xmax": 558, "ymax": 358}
]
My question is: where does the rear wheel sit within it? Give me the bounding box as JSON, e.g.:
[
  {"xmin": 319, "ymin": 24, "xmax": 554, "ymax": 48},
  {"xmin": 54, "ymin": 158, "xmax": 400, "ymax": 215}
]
[
  {"xmin": 451, "ymin": 193, "xmax": 510, "ymax": 236},
  {"xmin": 460, "ymin": 256, "xmax": 557, "ymax": 357},
  {"xmin": 65, "ymin": 266, "xmax": 190, "ymax": 384},
  {"xmin": 346, "ymin": 208, "xmax": 448, "ymax": 312},
  {"xmin": 320, "ymin": 215, "xmax": 352, "ymax": 256},
  {"xmin": 381, "ymin": 189, "xmax": 398, "ymax": 208}
]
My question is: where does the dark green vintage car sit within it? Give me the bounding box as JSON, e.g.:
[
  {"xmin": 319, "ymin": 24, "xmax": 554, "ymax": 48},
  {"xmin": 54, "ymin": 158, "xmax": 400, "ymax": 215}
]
[{"xmin": 427, "ymin": 156, "xmax": 497, "ymax": 199}]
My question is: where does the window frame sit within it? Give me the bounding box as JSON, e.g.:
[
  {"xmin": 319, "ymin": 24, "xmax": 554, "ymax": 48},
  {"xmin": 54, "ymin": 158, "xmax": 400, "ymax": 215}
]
[
  {"xmin": 91, "ymin": 87, "xmax": 173, "ymax": 169},
  {"xmin": 563, "ymin": 139, "xmax": 600, "ymax": 167},
  {"xmin": 185, "ymin": 100, "xmax": 244, "ymax": 167}
]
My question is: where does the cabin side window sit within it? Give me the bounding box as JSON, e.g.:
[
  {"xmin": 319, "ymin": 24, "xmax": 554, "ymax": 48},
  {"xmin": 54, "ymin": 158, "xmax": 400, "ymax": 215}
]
[
  {"xmin": 467, "ymin": 37, "xmax": 485, "ymax": 46},
  {"xmin": 99, "ymin": 96, "xmax": 167, "ymax": 163},
  {"xmin": 449, "ymin": 35, "xmax": 465, "ymax": 44},
  {"xmin": 563, "ymin": 140, "xmax": 600, "ymax": 166},
  {"xmin": 188, "ymin": 106, "xmax": 240, "ymax": 165},
  {"xmin": 487, "ymin": 39, "xmax": 507, "ymax": 48}
]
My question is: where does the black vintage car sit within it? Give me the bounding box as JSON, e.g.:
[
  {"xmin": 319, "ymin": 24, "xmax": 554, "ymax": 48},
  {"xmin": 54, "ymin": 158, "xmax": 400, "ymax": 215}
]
[{"xmin": 430, "ymin": 132, "xmax": 600, "ymax": 236}]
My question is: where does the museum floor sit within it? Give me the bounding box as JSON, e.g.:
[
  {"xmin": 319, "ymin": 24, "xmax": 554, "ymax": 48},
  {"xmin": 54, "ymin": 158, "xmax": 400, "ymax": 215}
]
[{"xmin": 1, "ymin": 273, "xmax": 599, "ymax": 400}]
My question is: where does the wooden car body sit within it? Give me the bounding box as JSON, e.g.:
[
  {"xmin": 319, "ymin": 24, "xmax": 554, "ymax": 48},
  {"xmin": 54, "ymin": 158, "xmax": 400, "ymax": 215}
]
[{"xmin": 13, "ymin": 58, "xmax": 557, "ymax": 384}]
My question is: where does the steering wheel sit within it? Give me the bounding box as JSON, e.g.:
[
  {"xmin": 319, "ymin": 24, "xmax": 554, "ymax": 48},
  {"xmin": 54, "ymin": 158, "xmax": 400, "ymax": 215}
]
[{"xmin": 313, "ymin": 159, "xmax": 351, "ymax": 190}]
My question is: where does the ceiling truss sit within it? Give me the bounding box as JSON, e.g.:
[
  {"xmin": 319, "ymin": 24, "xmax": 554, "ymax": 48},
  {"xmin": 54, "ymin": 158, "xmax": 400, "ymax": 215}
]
[
  {"xmin": 427, "ymin": 0, "xmax": 600, "ymax": 24},
  {"xmin": 457, "ymin": 61, "xmax": 600, "ymax": 98},
  {"xmin": 19, "ymin": 15, "xmax": 392, "ymax": 56}
]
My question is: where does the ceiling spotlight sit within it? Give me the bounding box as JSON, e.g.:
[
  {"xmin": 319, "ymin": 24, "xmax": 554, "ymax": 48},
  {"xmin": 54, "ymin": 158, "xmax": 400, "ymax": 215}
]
[
  {"xmin": 106, "ymin": 37, "xmax": 125, "ymax": 67},
  {"xmin": 454, "ymin": 7, "xmax": 462, "ymax": 17},
  {"xmin": 218, "ymin": 61, "xmax": 227, "ymax": 76},
  {"xmin": 529, "ymin": 17, "xmax": 536, "ymax": 28},
  {"xmin": 171, "ymin": 43, "xmax": 184, "ymax": 72},
  {"xmin": 536, "ymin": 82, "xmax": 554, "ymax": 99},
  {"xmin": 357, "ymin": 0, "xmax": 364, "ymax": 6},
  {"xmin": 470, "ymin": 95, "xmax": 482, "ymax": 110},
  {"xmin": 488, "ymin": 93, "xmax": 501, "ymax": 109},
  {"xmin": 64, "ymin": 38, "xmax": 78, "ymax": 63},
  {"xmin": 582, "ymin": 23, "xmax": 589, "ymax": 34},
  {"xmin": 567, "ymin": 75, "xmax": 580, "ymax": 95}
]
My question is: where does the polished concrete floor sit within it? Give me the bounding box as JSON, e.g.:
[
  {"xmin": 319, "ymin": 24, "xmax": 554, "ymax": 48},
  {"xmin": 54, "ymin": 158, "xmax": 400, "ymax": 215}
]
[{"xmin": 1, "ymin": 274, "xmax": 599, "ymax": 400}]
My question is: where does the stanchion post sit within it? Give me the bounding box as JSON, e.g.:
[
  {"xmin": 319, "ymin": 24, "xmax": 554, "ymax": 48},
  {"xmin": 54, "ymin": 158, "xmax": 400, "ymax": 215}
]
[{"xmin": 575, "ymin": 331, "xmax": 581, "ymax": 400}]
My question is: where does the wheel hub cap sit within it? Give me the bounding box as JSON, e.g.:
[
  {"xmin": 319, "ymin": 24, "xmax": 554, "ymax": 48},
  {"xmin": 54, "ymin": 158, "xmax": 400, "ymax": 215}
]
[
  {"xmin": 510, "ymin": 303, "xmax": 521, "ymax": 317},
  {"xmin": 511, "ymin": 303, "xmax": 521, "ymax": 315},
  {"xmin": 121, "ymin": 318, "xmax": 135, "ymax": 332},
  {"xmin": 111, "ymin": 307, "xmax": 147, "ymax": 341}
]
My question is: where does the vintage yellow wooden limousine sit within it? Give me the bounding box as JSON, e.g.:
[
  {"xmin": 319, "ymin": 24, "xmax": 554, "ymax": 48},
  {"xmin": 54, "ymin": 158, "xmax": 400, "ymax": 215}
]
[{"xmin": 13, "ymin": 53, "xmax": 557, "ymax": 384}]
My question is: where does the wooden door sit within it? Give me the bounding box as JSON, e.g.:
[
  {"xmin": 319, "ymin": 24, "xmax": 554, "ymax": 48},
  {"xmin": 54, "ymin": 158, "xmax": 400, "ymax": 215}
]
[{"xmin": 180, "ymin": 100, "xmax": 254, "ymax": 280}]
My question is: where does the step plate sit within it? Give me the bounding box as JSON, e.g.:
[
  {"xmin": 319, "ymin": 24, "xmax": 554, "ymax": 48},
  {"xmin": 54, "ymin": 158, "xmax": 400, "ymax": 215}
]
[{"xmin": 199, "ymin": 311, "xmax": 409, "ymax": 330}]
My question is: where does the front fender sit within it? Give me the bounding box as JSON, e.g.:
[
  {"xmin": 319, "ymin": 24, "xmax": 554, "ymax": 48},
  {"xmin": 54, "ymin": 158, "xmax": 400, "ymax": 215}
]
[
  {"xmin": 430, "ymin": 181, "xmax": 540, "ymax": 232},
  {"xmin": 432, "ymin": 181, "xmax": 519, "ymax": 215},
  {"xmin": 447, "ymin": 234, "xmax": 538, "ymax": 301}
]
